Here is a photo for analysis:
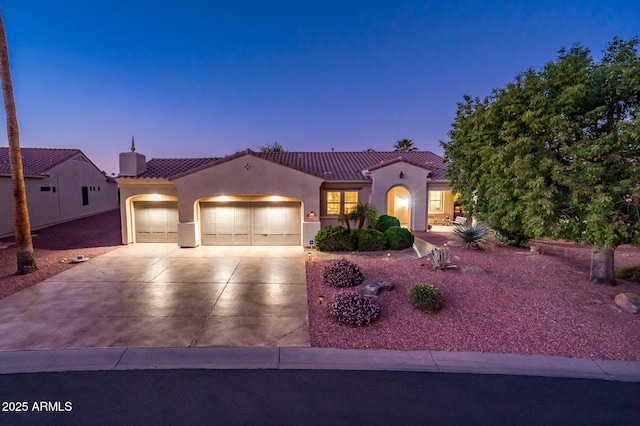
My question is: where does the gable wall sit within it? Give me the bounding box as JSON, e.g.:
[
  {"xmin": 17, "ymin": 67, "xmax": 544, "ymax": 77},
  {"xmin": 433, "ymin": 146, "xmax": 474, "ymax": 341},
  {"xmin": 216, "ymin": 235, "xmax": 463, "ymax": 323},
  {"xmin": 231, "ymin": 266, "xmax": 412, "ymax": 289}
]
[{"xmin": 172, "ymin": 155, "xmax": 324, "ymax": 223}]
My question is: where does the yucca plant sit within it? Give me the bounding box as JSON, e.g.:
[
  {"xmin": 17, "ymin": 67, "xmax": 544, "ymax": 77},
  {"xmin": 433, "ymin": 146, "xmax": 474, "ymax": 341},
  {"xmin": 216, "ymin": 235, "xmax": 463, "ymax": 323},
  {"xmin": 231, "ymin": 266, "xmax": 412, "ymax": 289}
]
[
  {"xmin": 429, "ymin": 247, "xmax": 455, "ymax": 270},
  {"xmin": 453, "ymin": 223, "xmax": 489, "ymax": 250}
]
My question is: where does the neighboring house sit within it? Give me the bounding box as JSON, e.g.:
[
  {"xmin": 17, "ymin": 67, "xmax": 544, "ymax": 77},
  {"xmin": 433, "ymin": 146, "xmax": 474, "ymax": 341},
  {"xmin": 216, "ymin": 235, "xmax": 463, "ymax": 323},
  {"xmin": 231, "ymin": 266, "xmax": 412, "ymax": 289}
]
[
  {"xmin": 116, "ymin": 147, "xmax": 454, "ymax": 247},
  {"xmin": 0, "ymin": 148, "xmax": 119, "ymax": 238}
]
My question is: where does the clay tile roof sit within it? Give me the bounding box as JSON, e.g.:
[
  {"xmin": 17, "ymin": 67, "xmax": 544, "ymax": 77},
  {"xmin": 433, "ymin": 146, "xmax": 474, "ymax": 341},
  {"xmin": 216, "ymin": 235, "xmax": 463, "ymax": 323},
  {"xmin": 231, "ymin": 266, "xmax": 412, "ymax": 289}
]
[
  {"xmin": 141, "ymin": 150, "xmax": 447, "ymax": 181},
  {"xmin": 136, "ymin": 157, "xmax": 220, "ymax": 179},
  {"xmin": 256, "ymin": 151, "xmax": 447, "ymax": 180},
  {"xmin": 0, "ymin": 147, "xmax": 83, "ymax": 176}
]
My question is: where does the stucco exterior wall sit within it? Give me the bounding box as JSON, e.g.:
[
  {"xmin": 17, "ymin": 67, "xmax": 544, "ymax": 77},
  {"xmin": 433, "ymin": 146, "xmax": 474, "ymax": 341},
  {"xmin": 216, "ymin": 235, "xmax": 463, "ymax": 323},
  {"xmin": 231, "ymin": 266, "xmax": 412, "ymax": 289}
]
[
  {"xmin": 369, "ymin": 162, "xmax": 430, "ymax": 232},
  {"xmin": 0, "ymin": 157, "xmax": 119, "ymax": 238},
  {"xmin": 319, "ymin": 182, "xmax": 372, "ymax": 228},
  {"xmin": 172, "ymin": 155, "xmax": 324, "ymax": 223}
]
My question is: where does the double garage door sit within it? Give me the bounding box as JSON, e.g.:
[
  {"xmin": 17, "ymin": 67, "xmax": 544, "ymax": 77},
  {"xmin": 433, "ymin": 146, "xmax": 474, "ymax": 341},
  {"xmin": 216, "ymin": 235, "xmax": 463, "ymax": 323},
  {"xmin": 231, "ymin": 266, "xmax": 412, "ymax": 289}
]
[{"xmin": 200, "ymin": 201, "xmax": 301, "ymax": 246}]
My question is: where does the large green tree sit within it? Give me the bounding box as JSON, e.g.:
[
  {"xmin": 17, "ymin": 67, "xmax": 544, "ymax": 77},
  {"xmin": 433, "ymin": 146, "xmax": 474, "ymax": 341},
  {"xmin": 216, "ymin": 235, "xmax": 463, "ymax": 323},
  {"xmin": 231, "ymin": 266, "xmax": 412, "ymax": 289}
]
[
  {"xmin": 0, "ymin": 12, "xmax": 37, "ymax": 274},
  {"xmin": 443, "ymin": 37, "xmax": 640, "ymax": 285}
]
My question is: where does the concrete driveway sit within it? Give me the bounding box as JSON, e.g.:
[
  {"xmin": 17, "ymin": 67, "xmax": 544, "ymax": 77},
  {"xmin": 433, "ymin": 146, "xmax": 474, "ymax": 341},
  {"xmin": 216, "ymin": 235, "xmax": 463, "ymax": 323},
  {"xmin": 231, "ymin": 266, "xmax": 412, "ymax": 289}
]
[{"xmin": 0, "ymin": 244, "xmax": 309, "ymax": 350}]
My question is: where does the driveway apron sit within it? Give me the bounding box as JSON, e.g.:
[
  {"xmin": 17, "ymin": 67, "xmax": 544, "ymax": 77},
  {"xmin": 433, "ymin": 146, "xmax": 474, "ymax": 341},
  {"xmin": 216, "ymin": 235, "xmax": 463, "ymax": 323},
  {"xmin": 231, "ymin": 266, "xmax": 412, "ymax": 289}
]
[{"xmin": 0, "ymin": 244, "xmax": 310, "ymax": 350}]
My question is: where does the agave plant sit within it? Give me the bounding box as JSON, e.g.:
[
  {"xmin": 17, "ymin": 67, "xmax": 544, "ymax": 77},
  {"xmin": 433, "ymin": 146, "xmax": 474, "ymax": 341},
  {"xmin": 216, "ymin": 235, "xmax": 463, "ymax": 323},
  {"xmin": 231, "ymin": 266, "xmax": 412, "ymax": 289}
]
[
  {"xmin": 453, "ymin": 223, "xmax": 489, "ymax": 249},
  {"xmin": 429, "ymin": 247, "xmax": 456, "ymax": 270}
]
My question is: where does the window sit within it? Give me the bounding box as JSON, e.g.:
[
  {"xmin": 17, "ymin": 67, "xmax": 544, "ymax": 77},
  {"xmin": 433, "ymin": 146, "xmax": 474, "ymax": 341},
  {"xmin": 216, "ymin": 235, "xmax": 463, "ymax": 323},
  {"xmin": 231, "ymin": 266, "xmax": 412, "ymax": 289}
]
[
  {"xmin": 326, "ymin": 191, "xmax": 341, "ymax": 215},
  {"xmin": 344, "ymin": 191, "xmax": 358, "ymax": 213},
  {"xmin": 325, "ymin": 191, "xmax": 358, "ymax": 215},
  {"xmin": 429, "ymin": 191, "xmax": 443, "ymax": 212},
  {"xmin": 82, "ymin": 186, "xmax": 89, "ymax": 206}
]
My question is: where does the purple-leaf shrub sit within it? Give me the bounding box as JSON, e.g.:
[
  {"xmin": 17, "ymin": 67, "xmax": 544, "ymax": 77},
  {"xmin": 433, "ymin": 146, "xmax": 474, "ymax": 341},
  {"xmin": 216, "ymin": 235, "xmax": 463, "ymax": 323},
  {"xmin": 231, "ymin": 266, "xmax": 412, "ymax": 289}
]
[
  {"xmin": 322, "ymin": 259, "xmax": 365, "ymax": 288},
  {"xmin": 331, "ymin": 292, "xmax": 381, "ymax": 326}
]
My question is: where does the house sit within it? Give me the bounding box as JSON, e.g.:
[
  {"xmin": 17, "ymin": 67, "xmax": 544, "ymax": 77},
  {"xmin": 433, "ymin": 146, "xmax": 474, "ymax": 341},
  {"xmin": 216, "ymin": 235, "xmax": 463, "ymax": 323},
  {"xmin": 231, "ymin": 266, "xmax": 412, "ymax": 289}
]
[
  {"xmin": 0, "ymin": 147, "xmax": 119, "ymax": 238},
  {"xmin": 116, "ymin": 146, "xmax": 454, "ymax": 247}
]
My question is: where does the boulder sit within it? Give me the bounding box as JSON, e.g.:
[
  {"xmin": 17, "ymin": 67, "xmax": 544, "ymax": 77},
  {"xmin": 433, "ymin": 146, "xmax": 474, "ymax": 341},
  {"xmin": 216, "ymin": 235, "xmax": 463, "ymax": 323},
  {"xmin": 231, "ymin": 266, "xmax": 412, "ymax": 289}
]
[
  {"xmin": 614, "ymin": 293, "xmax": 640, "ymax": 314},
  {"xmin": 460, "ymin": 265, "xmax": 487, "ymax": 275},
  {"xmin": 361, "ymin": 280, "xmax": 394, "ymax": 296}
]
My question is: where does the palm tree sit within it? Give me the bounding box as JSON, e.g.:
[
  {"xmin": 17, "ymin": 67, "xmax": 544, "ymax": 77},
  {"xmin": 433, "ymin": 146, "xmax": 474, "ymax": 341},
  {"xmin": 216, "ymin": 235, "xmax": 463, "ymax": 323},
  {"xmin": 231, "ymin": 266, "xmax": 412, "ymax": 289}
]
[
  {"xmin": 0, "ymin": 12, "xmax": 37, "ymax": 274},
  {"xmin": 338, "ymin": 203, "xmax": 378, "ymax": 231},
  {"xmin": 393, "ymin": 138, "xmax": 418, "ymax": 152}
]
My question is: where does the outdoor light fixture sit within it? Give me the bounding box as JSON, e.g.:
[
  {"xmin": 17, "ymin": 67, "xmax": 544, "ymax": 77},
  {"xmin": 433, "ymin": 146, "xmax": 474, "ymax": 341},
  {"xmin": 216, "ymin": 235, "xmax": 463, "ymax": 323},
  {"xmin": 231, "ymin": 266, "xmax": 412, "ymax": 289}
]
[
  {"xmin": 307, "ymin": 211, "xmax": 316, "ymax": 218},
  {"xmin": 387, "ymin": 252, "xmax": 391, "ymax": 260},
  {"xmin": 318, "ymin": 295, "xmax": 324, "ymax": 305},
  {"xmin": 399, "ymin": 171, "xmax": 405, "ymax": 179},
  {"xmin": 307, "ymin": 252, "xmax": 312, "ymax": 261}
]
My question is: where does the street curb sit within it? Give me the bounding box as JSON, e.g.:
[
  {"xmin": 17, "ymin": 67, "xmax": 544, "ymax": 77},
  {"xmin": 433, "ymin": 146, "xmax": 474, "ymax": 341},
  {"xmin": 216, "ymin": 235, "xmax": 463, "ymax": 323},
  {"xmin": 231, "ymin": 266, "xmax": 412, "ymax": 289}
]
[{"xmin": 0, "ymin": 347, "xmax": 638, "ymax": 382}]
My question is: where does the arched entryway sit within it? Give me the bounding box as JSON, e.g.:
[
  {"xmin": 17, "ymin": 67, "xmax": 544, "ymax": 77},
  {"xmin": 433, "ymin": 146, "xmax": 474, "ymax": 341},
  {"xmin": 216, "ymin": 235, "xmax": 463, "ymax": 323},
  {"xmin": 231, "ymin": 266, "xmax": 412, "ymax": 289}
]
[{"xmin": 386, "ymin": 186, "xmax": 411, "ymax": 228}]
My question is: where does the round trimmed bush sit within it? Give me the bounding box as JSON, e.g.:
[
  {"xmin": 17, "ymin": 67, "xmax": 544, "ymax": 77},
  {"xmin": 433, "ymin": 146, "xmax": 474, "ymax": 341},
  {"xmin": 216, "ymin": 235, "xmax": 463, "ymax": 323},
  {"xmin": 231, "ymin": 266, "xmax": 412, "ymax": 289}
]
[
  {"xmin": 314, "ymin": 226, "xmax": 355, "ymax": 251},
  {"xmin": 374, "ymin": 215, "xmax": 401, "ymax": 233},
  {"xmin": 331, "ymin": 292, "xmax": 381, "ymax": 326},
  {"xmin": 353, "ymin": 228, "xmax": 387, "ymax": 251},
  {"xmin": 407, "ymin": 283, "xmax": 442, "ymax": 313},
  {"xmin": 384, "ymin": 226, "xmax": 414, "ymax": 250},
  {"xmin": 322, "ymin": 259, "xmax": 365, "ymax": 288}
]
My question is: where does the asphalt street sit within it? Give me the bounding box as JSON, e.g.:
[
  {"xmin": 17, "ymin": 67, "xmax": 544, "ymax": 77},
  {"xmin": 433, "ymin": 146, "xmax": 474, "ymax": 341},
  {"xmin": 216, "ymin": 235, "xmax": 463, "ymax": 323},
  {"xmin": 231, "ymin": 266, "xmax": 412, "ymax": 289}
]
[{"xmin": 1, "ymin": 369, "xmax": 639, "ymax": 425}]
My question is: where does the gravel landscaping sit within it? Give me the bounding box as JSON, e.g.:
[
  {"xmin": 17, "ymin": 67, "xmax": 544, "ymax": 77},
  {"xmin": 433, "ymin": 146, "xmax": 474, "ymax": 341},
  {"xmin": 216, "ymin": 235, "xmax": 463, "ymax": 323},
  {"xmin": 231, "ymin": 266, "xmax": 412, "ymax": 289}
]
[
  {"xmin": 307, "ymin": 233, "xmax": 640, "ymax": 361},
  {"xmin": 1, "ymin": 211, "xmax": 639, "ymax": 360}
]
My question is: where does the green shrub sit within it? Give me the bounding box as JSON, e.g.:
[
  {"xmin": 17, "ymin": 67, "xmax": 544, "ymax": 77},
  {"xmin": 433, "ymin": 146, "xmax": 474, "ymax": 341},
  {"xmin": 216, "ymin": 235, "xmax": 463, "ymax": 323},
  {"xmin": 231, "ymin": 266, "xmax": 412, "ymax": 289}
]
[
  {"xmin": 331, "ymin": 292, "xmax": 381, "ymax": 326},
  {"xmin": 407, "ymin": 283, "xmax": 442, "ymax": 313},
  {"xmin": 384, "ymin": 226, "xmax": 414, "ymax": 250},
  {"xmin": 618, "ymin": 265, "xmax": 640, "ymax": 283},
  {"xmin": 493, "ymin": 227, "xmax": 530, "ymax": 247},
  {"xmin": 353, "ymin": 228, "xmax": 387, "ymax": 251},
  {"xmin": 453, "ymin": 223, "xmax": 489, "ymax": 249},
  {"xmin": 314, "ymin": 226, "xmax": 355, "ymax": 251},
  {"xmin": 374, "ymin": 215, "xmax": 401, "ymax": 233},
  {"xmin": 322, "ymin": 259, "xmax": 365, "ymax": 288}
]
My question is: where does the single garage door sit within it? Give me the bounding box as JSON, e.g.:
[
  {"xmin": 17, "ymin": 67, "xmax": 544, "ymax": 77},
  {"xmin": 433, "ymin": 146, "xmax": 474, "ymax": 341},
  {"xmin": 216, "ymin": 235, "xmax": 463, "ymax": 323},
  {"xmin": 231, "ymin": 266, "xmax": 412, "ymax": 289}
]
[
  {"xmin": 134, "ymin": 201, "xmax": 178, "ymax": 243},
  {"xmin": 200, "ymin": 201, "xmax": 301, "ymax": 246}
]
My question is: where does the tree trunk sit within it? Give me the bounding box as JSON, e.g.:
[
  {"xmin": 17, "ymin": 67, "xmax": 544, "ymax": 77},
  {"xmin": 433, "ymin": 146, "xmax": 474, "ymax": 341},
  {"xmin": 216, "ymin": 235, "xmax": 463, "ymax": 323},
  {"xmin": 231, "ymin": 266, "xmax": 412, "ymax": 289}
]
[
  {"xmin": 0, "ymin": 13, "xmax": 37, "ymax": 275},
  {"xmin": 590, "ymin": 246, "xmax": 615, "ymax": 285}
]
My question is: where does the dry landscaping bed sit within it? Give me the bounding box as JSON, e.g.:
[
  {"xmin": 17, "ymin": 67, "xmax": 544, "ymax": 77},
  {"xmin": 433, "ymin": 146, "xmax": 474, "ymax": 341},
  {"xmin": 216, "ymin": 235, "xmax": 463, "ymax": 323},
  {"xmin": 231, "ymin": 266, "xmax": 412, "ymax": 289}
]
[{"xmin": 307, "ymin": 233, "xmax": 640, "ymax": 361}]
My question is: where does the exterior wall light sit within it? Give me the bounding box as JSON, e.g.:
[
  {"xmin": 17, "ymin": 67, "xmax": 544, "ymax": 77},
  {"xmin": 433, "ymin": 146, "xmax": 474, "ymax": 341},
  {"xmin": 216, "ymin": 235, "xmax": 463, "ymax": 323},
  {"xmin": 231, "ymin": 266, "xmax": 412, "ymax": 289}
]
[
  {"xmin": 307, "ymin": 211, "xmax": 316, "ymax": 218},
  {"xmin": 399, "ymin": 171, "xmax": 405, "ymax": 179}
]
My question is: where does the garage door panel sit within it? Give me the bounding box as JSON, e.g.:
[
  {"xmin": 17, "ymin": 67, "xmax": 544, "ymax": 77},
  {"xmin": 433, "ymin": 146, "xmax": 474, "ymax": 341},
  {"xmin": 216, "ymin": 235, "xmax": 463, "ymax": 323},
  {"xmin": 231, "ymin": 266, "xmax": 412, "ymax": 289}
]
[
  {"xmin": 201, "ymin": 201, "xmax": 300, "ymax": 246},
  {"xmin": 134, "ymin": 201, "xmax": 178, "ymax": 243}
]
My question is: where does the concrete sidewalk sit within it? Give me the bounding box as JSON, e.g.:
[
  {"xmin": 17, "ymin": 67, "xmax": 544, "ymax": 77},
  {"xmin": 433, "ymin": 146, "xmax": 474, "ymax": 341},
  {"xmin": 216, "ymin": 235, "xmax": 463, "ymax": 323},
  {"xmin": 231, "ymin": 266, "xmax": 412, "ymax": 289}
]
[{"xmin": 0, "ymin": 347, "xmax": 638, "ymax": 382}]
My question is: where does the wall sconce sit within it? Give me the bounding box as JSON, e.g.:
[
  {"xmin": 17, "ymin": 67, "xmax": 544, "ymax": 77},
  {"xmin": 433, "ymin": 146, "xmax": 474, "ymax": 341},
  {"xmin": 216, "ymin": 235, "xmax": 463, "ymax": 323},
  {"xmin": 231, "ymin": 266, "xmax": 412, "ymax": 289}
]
[
  {"xmin": 307, "ymin": 211, "xmax": 316, "ymax": 218},
  {"xmin": 399, "ymin": 171, "xmax": 405, "ymax": 179}
]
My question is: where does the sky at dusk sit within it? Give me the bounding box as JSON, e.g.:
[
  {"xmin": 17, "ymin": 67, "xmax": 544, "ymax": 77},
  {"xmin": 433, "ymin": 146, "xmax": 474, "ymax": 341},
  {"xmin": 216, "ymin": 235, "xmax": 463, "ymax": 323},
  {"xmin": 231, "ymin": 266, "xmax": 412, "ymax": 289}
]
[{"xmin": 1, "ymin": 1, "xmax": 638, "ymax": 175}]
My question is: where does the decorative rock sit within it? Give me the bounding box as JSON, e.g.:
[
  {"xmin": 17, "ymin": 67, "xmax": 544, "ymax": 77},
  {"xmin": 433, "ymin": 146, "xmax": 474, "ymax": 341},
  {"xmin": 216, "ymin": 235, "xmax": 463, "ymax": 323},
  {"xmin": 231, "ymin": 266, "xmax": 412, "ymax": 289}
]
[
  {"xmin": 460, "ymin": 265, "xmax": 487, "ymax": 275},
  {"xmin": 614, "ymin": 293, "xmax": 640, "ymax": 314},
  {"xmin": 361, "ymin": 280, "xmax": 394, "ymax": 296}
]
